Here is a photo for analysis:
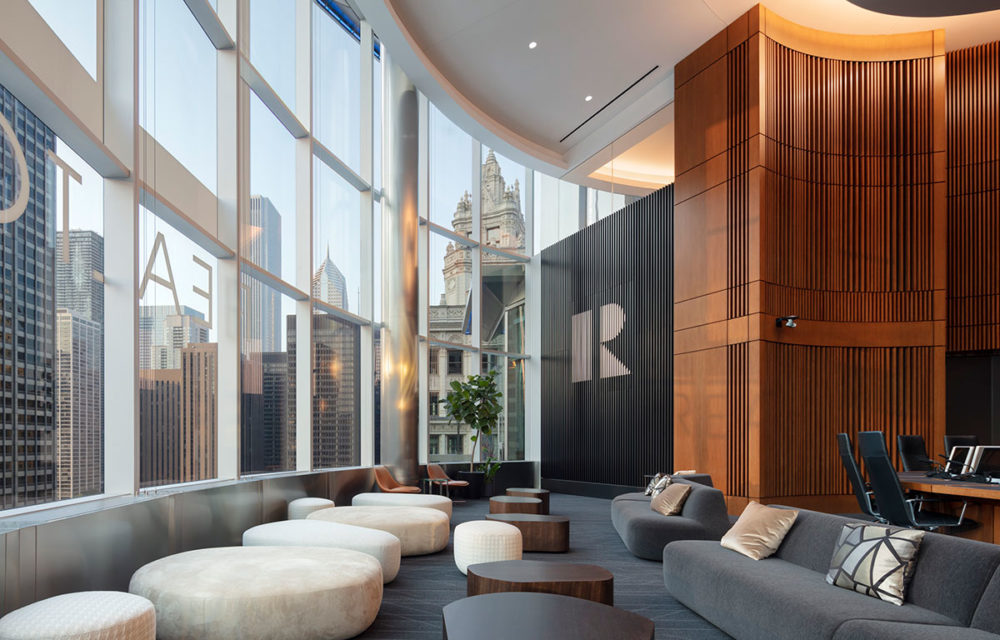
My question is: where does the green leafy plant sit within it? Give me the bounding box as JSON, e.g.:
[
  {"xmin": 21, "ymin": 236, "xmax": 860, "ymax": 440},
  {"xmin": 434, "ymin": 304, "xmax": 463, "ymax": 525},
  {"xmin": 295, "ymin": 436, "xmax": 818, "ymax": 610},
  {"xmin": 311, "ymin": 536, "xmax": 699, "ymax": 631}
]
[
  {"xmin": 478, "ymin": 458, "xmax": 501, "ymax": 485},
  {"xmin": 444, "ymin": 369, "xmax": 503, "ymax": 471}
]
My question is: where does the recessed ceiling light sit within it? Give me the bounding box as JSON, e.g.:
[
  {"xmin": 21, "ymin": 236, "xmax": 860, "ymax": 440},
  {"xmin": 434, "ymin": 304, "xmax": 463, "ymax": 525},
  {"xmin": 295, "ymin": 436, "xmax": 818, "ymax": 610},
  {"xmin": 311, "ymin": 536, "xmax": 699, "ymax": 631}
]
[
  {"xmin": 528, "ymin": 41, "xmax": 537, "ymax": 49},
  {"xmin": 585, "ymin": 95, "xmax": 593, "ymax": 102}
]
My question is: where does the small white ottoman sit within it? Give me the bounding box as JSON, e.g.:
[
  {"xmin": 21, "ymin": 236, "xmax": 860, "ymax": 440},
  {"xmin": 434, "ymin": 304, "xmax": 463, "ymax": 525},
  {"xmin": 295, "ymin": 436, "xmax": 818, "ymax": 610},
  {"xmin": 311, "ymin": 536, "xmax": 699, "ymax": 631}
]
[
  {"xmin": 288, "ymin": 496, "xmax": 335, "ymax": 519},
  {"xmin": 129, "ymin": 546, "xmax": 381, "ymax": 640},
  {"xmin": 308, "ymin": 506, "xmax": 450, "ymax": 556},
  {"xmin": 351, "ymin": 492, "xmax": 453, "ymax": 518},
  {"xmin": 453, "ymin": 520, "xmax": 523, "ymax": 575},
  {"xmin": 243, "ymin": 519, "xmax": 402, "ymax": 582},
  {"xmin": 0, "ymin": 591, "xmax": 155, "ymax": 640}
]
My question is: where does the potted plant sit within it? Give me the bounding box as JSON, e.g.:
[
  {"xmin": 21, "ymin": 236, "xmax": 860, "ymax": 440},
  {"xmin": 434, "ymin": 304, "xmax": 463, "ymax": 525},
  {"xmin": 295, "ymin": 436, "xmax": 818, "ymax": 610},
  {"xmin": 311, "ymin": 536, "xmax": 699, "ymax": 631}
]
[{"xmin": 445, "ymin": 369, "xmax": 502, "ymax": 499}]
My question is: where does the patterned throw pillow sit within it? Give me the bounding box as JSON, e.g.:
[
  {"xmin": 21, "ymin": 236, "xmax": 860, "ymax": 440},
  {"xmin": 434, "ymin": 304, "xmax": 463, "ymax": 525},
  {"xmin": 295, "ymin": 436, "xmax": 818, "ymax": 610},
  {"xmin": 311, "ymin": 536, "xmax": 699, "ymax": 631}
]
[
  {"xmin": 644, "ymin": 473, "xmax": 665, "ymax": 496},
  {"xmin": 649, "ymin": 475, "xmax": 672, "ymax": 497},
  {"xmin": 650, "ymin": 483, "xmax": 692, "ymax": 516},
  {"xmin": 826, "ymin": 523, "xmax": 925, "ymax": 606}
]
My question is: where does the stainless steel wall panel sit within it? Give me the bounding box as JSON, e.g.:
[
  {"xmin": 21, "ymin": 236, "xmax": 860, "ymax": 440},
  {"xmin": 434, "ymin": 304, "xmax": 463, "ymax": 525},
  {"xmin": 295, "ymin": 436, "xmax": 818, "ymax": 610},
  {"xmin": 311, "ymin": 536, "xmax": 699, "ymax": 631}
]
[
  {"xmin": 262, "ymin": 473, "xmax": 328, "ymax": 522},
  {"xmin": 174, "ymin": 482, "xmax": 262, "ymax": 551},
  {"xmin": 328, "ymin": 467, "xmax": 374, "ymax": 506},
  {"xmin": 34, "ymin": 498, "xmax": 170, "ymax": 600}
]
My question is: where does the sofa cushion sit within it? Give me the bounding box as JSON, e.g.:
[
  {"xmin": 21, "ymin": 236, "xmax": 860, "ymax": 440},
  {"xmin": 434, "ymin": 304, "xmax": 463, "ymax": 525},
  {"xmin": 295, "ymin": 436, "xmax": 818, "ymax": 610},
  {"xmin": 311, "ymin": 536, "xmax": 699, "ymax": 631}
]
[
  {"xmin": 612, "ymin": 500, "xmax": 718, "ymax": 560},
  {"xmin": 833, "ymin": 620, "xmax": 998, "ymax": 640},
  {"xmin": 971, "ymin": 566, "xmax": 1000, "ymax": 634},
  {"xmin": 663, "ymin": 540, "xmax": 960, "ymax": 640},
  {"xmin": 774, "ymin": 508, "xmax": 1000, "ymax": 626}
]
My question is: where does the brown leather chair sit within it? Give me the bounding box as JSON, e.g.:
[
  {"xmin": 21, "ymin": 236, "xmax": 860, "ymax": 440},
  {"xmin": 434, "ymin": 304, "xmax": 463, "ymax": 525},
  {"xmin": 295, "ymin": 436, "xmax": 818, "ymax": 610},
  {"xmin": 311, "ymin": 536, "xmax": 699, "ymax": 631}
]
[
  {"xmin": 427, "ymin": 464, "xmax": 469, "ymax": 498},
  {"xmin": 374, "ymin": 466, "xmax": 420, "ymax": 493}
]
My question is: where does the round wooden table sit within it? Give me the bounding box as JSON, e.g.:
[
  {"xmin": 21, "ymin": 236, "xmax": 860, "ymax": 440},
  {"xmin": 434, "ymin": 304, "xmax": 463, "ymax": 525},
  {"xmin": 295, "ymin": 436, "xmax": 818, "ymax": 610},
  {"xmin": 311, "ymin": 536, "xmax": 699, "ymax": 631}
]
[
  {"xmin": 442, "ymin": 592, "xmax": 652, "ymax": 640},
  {"xmin": 489, "ymin": 496, "xmax": 542, "ymax": 515},
  {"xmin": 485, "ymin": 513, "xmax": 569, "ymax": 552},
  {"xmin": 466, "ymin": 559, "xmax": 614, "ymax": 605},
  {"xmin": 505, "ymin": 488, "xmax": 550, "ymax": 514}
]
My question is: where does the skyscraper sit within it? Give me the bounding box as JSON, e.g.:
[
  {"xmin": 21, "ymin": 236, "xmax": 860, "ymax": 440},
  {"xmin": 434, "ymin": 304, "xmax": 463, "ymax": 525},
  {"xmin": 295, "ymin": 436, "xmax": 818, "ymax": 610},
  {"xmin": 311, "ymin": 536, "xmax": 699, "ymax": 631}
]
[
  {"xmin": 56, "ymin": 230, "xmax": 104, "ymax": 324},
  {"xmin": 139, "ymin": 305, "xmax": 208, "ymax": 371},
  {"xmin": 243, "ymin": 195, "xmax": 282, "ymax": 354},
  {"xmin": 0, "ymin": 83, "xmax": 57, "ymax": 509},
  {"xmin": 312, "ymin": 248, "xmax": 349, "ymax": 312},
  {"xmin": 55, "ymin": 310, "xmax": 103, "ymax": 499}
]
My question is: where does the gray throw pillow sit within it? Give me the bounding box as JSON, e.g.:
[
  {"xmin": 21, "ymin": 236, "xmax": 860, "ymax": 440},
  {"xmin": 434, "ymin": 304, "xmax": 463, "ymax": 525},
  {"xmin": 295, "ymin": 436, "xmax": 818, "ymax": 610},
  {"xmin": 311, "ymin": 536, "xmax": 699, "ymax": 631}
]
[
  {"xmin": 826, "ymin": 523, "xmax": 925, "ymax": 606},
  {"xmin": 649, "ymin": 475, "xmax": 672, "ymax": 497},
  {"xmin": 644, "ymin": 473, "xmax": 665, "ymax": 496}
]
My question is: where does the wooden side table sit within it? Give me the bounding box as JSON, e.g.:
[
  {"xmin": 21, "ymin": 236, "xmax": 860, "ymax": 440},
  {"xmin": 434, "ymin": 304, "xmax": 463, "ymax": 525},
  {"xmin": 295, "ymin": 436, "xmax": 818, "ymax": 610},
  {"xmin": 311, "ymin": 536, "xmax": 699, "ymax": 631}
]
[
  {"xmin": 466, "ymin": 559, "xmax": 614, "ymax": 605},
  {"xmin": 485, "ymin": 513, "xmax": 569, "ymax": 552},
  {"xmin": 489, "ymin": 496, "xmax": 542, "ymax": 515},
  {"xmin": 505, "ymin": 488, "xmax": 550, "ymax": 514}
]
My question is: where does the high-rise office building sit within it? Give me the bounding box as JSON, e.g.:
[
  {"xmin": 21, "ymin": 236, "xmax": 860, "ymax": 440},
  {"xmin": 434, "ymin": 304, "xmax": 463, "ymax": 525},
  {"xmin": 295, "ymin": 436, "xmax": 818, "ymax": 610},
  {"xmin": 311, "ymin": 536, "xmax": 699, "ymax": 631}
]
[
  {"xmin": 54, "ymin": 310, "xmax": 103, "ymax": 499},
  {"xmin": 56, "ymin": 230, "xmax": 104, "ymax": 324},
  {"xmin": 262, "ymin": 351, "xmax": 291, "ymax": 471},
  {"xmin": 0, "ymin": 83, "xmax": 57, "ymax": 510},
  {"xmin": 312, "ymin": 248, "xmax": 349, "ymax": 312},
  {"xmin": 243, "ymin": 195, "xmax": 282, "ymax": 353},
  {"xmin": 139, "ymin": 305, "xmax": 208, "ymax": 371}
]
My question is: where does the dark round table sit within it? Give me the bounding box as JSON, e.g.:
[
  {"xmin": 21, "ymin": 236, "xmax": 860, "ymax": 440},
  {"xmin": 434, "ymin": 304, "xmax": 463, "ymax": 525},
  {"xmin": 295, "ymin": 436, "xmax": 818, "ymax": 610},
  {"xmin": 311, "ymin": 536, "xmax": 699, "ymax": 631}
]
[
  {"xmin": 505, "ymin": 488, "xmax": 550, "ymax": 514},
  {"xmin": 466, "ymin": 559, "xmax": 614, "ymax": 605},
  {"xmin": 442, "ymin": 592, "xmax": 653, "ymax": 640},
  {"xmin": 485, "ymin": 513, "xmax": 569, "ymax": 552},
  {"xmin": 489, "ymin": 495, "xmax": 542, "ymax": 515}
]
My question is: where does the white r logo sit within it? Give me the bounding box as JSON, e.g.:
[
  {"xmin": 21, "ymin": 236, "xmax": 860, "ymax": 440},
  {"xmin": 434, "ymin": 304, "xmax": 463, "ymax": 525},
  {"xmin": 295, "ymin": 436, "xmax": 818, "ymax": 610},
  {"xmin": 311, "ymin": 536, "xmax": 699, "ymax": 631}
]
[{"xmin": 571, "ymin": 302, "xmax": 631, "ymax": 383}]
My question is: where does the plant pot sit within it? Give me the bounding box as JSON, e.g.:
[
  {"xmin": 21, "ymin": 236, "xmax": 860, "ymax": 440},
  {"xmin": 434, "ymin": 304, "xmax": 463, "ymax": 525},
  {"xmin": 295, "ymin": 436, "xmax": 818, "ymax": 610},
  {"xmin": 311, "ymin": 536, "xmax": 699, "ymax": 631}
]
[{"xmin": 457, "ymin": 470, "xmax": 485, "ymax": 499}]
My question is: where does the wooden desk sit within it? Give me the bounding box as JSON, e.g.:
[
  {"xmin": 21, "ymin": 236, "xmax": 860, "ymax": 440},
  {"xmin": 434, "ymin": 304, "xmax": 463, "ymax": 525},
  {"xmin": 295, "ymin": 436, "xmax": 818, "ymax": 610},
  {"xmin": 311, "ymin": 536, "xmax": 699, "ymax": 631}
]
[{"xmin": 898, "ymin": 471, "xmax": 1000, "ymax": 544}]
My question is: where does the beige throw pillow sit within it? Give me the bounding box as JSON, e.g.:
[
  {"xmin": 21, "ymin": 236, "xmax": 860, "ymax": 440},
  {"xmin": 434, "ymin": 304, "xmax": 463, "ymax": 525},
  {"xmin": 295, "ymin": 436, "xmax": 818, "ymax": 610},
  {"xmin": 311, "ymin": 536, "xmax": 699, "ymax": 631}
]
[
  {"xmin": 721, "ymin": 501, "xmax": 799, "ymax": 560},
  {"xmin": 650, "ymin": 483, "xmax": 691, "ymax": 516}
]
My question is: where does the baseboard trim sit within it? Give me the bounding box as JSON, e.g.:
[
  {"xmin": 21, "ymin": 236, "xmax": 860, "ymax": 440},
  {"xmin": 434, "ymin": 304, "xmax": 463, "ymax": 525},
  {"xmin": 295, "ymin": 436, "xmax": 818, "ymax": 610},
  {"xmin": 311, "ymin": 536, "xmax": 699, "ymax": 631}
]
[{"xmin": 541, "ymin": 478, "xmax": 641, "ymax": 499}]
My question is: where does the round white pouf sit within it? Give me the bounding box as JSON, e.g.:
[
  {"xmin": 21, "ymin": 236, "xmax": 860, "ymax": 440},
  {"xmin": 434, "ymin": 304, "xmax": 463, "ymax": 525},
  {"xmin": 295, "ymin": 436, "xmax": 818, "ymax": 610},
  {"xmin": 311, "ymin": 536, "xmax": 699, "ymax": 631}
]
[
  {"xmin": 308, "ymin": 506, "xmax": 450, "ymax": 556},
  {"xmin": 243, "ymin": 519, "xmax": 402, "ymax": 582},
  {"xmin": 129, "ymin": 546, "xmax": 381, "ymax": 640},
  {"xmin": 453, "ymin": 520, "xmax": 523, "ymax": 575},
  {"xmin": 287, "ymin": 496, "xmax": 335, "ymax": 519},
  {"xmin": 0, "ymin": 591, "xmax": 155, "ymax": 640},
  {"xmin": 352, "ymin": 492, "xmax": 453, "ymax": 518}
]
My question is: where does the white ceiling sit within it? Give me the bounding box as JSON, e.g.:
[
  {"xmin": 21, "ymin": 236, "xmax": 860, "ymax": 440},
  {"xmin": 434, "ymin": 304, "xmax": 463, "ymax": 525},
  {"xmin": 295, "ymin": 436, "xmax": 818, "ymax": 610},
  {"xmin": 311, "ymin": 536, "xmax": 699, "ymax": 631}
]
[{"xmin": 357, "ymin": 0, "xmax": 1000, "ymax": 181}]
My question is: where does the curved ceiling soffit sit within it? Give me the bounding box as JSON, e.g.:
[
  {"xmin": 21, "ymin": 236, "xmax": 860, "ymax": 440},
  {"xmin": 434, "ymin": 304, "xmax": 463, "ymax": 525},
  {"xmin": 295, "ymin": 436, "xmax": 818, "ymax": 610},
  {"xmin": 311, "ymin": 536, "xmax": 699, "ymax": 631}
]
[
  {"xmin": 359, "ymin": 0, "xmax": 570, "ymax": 177},
  {"xmin": 845, "ymin": 0, "xmax": 1000, "ymax": 17}
]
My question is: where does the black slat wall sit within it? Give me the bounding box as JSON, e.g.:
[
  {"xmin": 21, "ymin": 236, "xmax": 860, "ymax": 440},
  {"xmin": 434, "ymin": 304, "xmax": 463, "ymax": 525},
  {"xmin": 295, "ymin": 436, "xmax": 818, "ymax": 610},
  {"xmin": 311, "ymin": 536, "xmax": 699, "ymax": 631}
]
[{"xmin": 540, "ymin": 185, "xmax": 673, "ymax": 493}]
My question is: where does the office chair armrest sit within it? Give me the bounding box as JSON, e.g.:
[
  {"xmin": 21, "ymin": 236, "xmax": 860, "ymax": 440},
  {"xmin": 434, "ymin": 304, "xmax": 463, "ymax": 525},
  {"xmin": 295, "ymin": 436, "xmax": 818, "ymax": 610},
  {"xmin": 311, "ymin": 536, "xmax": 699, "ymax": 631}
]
[{"xmin": 906, "ymin": 498, "xmax": 969, "ymax": 526}]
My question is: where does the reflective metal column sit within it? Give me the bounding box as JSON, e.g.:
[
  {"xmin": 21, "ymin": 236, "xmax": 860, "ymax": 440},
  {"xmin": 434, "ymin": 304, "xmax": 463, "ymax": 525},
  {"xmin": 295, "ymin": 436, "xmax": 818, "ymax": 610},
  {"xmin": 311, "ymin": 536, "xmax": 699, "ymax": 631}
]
[{"xmin": 380, "ymin": 54, "xmax": 419, "ymax": 485}]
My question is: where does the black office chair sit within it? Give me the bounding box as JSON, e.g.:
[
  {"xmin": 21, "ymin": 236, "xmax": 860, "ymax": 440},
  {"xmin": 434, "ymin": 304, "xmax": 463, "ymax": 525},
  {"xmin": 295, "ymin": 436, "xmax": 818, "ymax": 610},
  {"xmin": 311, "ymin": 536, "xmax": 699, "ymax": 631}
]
[
  {"xmin": 944, "ymin": 434, "xmax": 979, "ymax": 453},
  {"xmin": 837, "ymin": 433, "xmax": 883, "ymax": 522},
  {"xmin": 897, "ymin": 434, "xmax": 933, "ymax": 472},
  {"xmin": 859, "ymin": 431, "xmax": 968, "ymax": 531}
]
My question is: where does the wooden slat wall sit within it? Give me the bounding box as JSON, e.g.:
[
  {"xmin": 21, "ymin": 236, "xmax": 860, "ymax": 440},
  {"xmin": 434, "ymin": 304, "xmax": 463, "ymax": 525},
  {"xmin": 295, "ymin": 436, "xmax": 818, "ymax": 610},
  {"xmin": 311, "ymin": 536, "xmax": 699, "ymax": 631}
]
[
  {"xmin": 674, "ymin": 5, "xmax": 946, "ymax": 512},
  {"xmin": 540, "ymin": 186, "xmax": 674, "ymax": 489},
  {"xmin": 947, "ymin": 42, "xmax": 1000, "ymax": 352}
]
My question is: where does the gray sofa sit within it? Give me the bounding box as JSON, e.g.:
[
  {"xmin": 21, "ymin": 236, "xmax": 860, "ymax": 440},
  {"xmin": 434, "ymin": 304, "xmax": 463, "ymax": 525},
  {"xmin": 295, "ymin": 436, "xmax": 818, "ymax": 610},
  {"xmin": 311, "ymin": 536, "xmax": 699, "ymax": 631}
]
[
  {"xmin": 663, "ymin": 508, "xmax": 1000, "ymax": 640},
  {"xmin": 611, "ymin": 475, "xmax": 730, "ymax": 560}
]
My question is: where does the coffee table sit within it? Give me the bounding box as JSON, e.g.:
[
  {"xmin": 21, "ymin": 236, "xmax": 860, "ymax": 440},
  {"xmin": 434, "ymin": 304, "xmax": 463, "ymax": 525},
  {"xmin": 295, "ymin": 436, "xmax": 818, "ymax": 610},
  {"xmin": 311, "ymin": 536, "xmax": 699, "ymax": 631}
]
[
  {"xmin": 485, "ymin": 513, "xmax": 569, "ymax": 552},
  {"xmin": 443, "ymin": 592, "xmax": 652, "ymax": 640},
  {"xmin": 466, "ymin": 559, "xmax": 614, "ymax": 605},
  {"xmin": 489, "ymin": 496, "xmax": 542, "ymax": 515},
  {"xmin": 505, "ymin": 488, "xmax": 550, "ymax": 514}
]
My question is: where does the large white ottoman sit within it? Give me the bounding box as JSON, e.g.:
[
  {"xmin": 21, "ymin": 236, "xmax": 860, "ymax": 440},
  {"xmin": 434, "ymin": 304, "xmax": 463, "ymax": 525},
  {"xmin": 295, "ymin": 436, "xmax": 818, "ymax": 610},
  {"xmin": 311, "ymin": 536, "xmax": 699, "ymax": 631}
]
[
  {"xmin": 0, "ymin": 591, "xmax": 155, "ymax": 640},
  {"xmin": 243, "ymin": 519, "xmax": 402, "ymax": 582},
  {"xmin": 352, "ymin": 492, "xmax": 453, "ymax": 518},
  {"xmin": 129, "ymin": 546, "xmax": 381, "ymax": 640},
  {"xmin": 308, "ymin": 506, "xmax": 450, "ymax": 556},
  {"xmin": 288, "ymin": 496, "xmax": 335, "ymax": 519},
  {"xmin": 453, "ymin": 520, "xmax": 523, "ymax": 575}
]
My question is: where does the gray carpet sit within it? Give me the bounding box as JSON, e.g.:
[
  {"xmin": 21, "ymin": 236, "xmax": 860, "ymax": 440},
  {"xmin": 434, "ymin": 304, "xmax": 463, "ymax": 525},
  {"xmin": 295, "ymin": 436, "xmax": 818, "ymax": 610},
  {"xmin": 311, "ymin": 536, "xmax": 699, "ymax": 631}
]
[{"xmin": 359, "ymin": 492, "xmax": 730, "ymax": 639}]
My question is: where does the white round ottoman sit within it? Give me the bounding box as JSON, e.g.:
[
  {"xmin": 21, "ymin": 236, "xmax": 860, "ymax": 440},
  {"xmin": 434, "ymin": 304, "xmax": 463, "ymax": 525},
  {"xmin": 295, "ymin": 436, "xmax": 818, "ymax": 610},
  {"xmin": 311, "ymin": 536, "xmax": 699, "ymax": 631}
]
[
  {"xmin": 243, "ymin": 519, "xmax": 401, "ymax": 582},
  {"xmin": 352, "ymin": 492, "xmax": 453, "ymax": 518},
  {"xmin": 453, "ymin": 520, "xmax": 523, "ymax": 575},
  {"xmin": 0, "ymin": 591, "xmax": 155, "ymax": 640},
  {"xmin": 288, "ymin": 496, "xmax": 335, "ymax": 519},
  {"xmin": 308, "ymin": 506, "xmax": 450, "ymax": 556},
  {"xmin": 129, "ymin": 546, "xmax": 381, "ymax": 640}
]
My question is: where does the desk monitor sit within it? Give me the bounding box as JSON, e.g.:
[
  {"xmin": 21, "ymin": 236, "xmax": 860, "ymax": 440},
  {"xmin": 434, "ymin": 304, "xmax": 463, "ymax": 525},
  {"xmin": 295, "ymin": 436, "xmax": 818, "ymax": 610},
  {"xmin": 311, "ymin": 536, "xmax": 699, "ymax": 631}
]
[
  {"xmin": 947, "ymin": 446, "xmax": 975, "ymax": 474},
  {"xmin": 971, "ymin": 446, "xmax": 1000, "ymax": 474}
]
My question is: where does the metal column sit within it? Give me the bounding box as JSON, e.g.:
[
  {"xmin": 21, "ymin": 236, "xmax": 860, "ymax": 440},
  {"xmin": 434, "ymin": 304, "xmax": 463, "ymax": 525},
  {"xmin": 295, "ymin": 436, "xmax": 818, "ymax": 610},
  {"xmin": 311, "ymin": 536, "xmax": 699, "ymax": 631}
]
[{"xmin": 380, "ymin": 54, "xmax": 419, "ymax": 485}]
